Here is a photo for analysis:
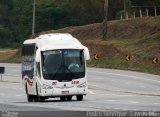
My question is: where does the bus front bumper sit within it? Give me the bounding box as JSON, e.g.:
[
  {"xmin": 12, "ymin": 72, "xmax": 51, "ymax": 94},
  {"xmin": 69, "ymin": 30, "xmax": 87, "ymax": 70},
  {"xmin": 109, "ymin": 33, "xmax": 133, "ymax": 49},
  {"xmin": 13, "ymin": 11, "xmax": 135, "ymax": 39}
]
[{"xmin": 39, "ymin": 87, "xmax": 87, "ymax": 97}]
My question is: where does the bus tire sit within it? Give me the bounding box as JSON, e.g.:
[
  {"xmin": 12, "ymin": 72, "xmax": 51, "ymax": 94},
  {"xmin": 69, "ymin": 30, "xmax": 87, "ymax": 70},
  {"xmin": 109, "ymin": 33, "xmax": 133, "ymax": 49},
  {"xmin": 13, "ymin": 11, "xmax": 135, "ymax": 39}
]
[
  {"xmin": 26, "ymin": 84, "xmax": 33, "ymax": 102},
  {"xmin": 35, "ymin": 84, "xmax": 45, "ymax": 102},
  {"xmin": 66, "ymin": 96, "xmax": 72, "ymax": 101},
  {"xmin": 76, "ymin": 95, "xmax": 83, "ymax": 101},
  {"xmin": 60, "ymin": 97, "xmax": 66, "ymax": 101}
]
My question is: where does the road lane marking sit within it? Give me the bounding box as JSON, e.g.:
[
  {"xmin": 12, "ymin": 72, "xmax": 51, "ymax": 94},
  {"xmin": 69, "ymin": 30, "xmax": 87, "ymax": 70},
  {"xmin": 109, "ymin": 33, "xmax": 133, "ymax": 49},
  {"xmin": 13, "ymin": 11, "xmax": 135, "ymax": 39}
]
[
  {"xmin": 88, "ymin": 89, "xmax": 138, "ymax": 97},
  {"xmin": 88, "ymin": 90, "xmax": 94, "ymax": 94},
  {"xmin": 153, "ymin": 103, "xmax": 160, "ymax": 105},
  {"xmin": 125, "ymin": 82, "xmax": 131, "ymax": 85},
  {"xmin": 87, "ymin": 105, "xmax": 93, "ymax": 108},
  {"xmin": 0, "ymin": 86, "xmax": 23, "ymax": 91},
  {"xmin": 140, "ymin": 85, "xmax": 145, "ymax": 88},
  {"xmin": 16, "ymin": 94, "xmax": 23, "ymax": 97},
  {"xmin": 88, "ymin": 70, "xmax": 160, "ymax": 83},
  {"xmin": 128, "ymin": 101, "xmax": 139, "ymax": 104},
  {"xmin": 111, "ymin": 80, "xmax": 116, "ymax": 82},
  {"xmin": 107, "ymin": 100, "xmax": 116, "ymax": 102},
  {"xmin": 88, "ymin": 88, "xmax": 160, "ymax": 97},
  {"xmin": 4, "ymin": 74, "xmax": 21, "ymax": 77}
]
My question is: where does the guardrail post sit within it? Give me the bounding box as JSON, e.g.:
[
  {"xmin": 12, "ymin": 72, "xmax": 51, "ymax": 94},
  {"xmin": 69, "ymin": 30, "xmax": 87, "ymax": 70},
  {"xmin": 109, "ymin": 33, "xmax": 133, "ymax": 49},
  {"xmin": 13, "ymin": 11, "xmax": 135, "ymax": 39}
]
[{"xmin": 0, "ymin": 67, "xmax": 5, "ymax": 81}]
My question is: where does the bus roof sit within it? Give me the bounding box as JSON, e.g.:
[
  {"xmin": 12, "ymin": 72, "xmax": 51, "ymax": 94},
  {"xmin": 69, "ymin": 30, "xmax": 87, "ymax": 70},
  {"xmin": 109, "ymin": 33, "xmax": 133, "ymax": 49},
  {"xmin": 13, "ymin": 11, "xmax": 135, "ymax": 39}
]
[{"xmin": 23, "ymin": 33, "xmax": 84, "ymax": 51}]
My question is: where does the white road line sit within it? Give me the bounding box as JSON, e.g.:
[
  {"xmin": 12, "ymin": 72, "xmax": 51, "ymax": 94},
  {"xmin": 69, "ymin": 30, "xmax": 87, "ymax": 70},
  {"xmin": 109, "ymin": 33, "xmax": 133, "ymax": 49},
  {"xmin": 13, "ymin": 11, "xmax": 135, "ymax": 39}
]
[
  {"xmin": 88, "ymin": 106, "xmax": 94, "ymax": 108},
  {"xmin": 140, "ymin": 86, "xmax": 145, "ymax": 88},
  {"xmin": 0, "ymin": 87, "xmax": 22, "ymax": 91},
  {"xmin": 107, "ymin": 100, "xmax": 117, "ymax": 102},
  {"xmin": 16, "ymin": 94, "xmax": 23, "ymax": 97},
  {"xmin": 128, "ymin": 101, "xmax": 139, "ymax": 104},
  {"xmin": 153, "ymin": 103, "xmax": 160, "ymax": 105},
  {"xmin": 88, "ymin": 90, "xmax": 94, "ymax": 94},
  {"xmin": 19, "ymin": 88, "xmax": 23, "ymax": 90},
  {"xmin": 5, "ymin": 74, "xmax": 21, "ymax": 77},
  {"xmin": 88, "ymin": 71, "xmax": 160, "ymax": 83},
  {"xmin": 132, "ymin": 109, "xmax": 139, "ymax": 111},
  {"xmin": 3, "ymin": 66, "xmax": 20, "ymax": 68},
  {"xmin": 125, "ymin": 82, "xmax": 131, "ymax": 85},
  {"xmin": 93, "ymin": 107, "xmax": 102, "ymax": 109},
  {"xmin": 111, "ymin": 80, "xmax": 116, "ymax": 82},
  {"xmin": 6, "ymin": 69, "xmax": 20, "ymax": 72},
  {"xmin": 112, "ymin": 108, "xmax": 121, "ymax": 110},
  {"xmin": 88, "ymin": 89, "xmax": 137, "ymax": 97}
]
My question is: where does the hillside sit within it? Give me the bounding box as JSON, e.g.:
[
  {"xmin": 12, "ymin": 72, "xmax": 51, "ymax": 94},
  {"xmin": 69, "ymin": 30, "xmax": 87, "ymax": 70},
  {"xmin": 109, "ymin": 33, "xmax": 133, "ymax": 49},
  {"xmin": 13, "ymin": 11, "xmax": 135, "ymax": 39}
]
[
  {"xmin": 35, "ymin": 16, "xmax": 160, "ymax": 75},
  {"xmin": 1, "ymin": 16, "xmax": 160, "ymax": 75},
  {"xmin": 39, "ymin": 16, "xmax": 160, "ymax": 58}
]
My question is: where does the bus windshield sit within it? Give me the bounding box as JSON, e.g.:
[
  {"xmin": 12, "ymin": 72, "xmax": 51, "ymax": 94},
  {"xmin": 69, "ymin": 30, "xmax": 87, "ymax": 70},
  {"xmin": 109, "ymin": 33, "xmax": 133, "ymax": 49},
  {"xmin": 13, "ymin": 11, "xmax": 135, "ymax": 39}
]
[{"xmin": 42, "ymin": 49, "xmax": 85, "ymax": 81}]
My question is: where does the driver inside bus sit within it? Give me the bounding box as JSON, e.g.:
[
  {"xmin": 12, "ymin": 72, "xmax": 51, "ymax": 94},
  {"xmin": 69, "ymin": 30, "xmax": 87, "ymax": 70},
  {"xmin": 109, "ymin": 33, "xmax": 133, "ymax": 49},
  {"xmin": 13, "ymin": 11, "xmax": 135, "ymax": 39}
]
[{"xmin": 68, "ymin": 59, "xmax": 79, "ymax": 70}]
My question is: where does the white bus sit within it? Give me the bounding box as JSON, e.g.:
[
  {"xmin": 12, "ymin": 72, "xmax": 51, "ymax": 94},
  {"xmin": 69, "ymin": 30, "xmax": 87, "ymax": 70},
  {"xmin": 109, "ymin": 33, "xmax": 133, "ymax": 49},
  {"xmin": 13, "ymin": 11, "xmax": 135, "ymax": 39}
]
[{"xmin": 22, "ymin": 33, "xmax": 90, "ymax": 102}]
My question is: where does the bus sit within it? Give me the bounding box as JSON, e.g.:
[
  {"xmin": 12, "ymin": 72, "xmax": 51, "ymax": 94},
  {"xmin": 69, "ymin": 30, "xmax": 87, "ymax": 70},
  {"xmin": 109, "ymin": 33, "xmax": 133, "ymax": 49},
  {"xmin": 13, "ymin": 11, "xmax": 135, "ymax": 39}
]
[{"xmin": 22, "ymin": 33, "xmax": 90, "ymax": 102}]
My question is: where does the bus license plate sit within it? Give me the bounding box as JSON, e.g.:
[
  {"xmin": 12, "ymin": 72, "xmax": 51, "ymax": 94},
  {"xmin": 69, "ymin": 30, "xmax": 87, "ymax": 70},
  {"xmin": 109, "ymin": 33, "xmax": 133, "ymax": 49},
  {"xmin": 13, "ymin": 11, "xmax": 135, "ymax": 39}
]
[{"xmin": 62, "ymin": 91, "xmax": 69, "ymax": 94}]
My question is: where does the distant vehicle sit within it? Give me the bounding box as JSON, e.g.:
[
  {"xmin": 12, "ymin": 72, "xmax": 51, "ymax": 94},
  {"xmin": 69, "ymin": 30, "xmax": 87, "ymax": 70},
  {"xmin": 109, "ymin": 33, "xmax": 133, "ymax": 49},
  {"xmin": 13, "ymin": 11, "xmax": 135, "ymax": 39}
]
[{"xmin": 21, "ymin": 33, "xmax": 90, "ymax": 102}]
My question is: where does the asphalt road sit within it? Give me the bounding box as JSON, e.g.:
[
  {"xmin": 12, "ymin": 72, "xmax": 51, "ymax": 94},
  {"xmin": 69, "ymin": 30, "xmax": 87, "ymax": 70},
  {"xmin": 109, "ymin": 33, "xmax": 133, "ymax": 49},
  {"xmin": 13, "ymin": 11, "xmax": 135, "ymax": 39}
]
[{"xmin": 0, "ymin": 63, "xmax": 160, "ymax": 116}]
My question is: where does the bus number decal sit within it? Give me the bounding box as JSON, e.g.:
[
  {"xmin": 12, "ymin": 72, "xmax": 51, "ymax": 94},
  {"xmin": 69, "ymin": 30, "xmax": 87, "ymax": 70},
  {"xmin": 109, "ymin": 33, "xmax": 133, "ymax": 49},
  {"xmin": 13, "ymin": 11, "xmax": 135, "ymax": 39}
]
[{"xmin": 72, "ymin": 81, "xmax": 79, "ymax": 84}]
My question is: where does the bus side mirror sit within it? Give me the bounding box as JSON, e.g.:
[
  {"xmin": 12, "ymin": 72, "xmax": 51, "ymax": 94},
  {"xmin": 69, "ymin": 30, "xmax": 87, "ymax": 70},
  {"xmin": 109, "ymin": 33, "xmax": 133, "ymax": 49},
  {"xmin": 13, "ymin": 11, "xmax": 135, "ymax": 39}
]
[
  {"xmin": 84, "ymin": 46, "xmax": 90, "ymax": 60},
  {"xmin": 36, "ymin": 49, "xmax": 40, "ymax": 62}
]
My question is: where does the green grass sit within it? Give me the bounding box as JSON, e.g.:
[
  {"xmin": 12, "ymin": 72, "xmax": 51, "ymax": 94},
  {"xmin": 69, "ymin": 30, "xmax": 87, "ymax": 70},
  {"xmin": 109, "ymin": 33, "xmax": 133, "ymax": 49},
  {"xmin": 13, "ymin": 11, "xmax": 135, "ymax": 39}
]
[{"xmin": 0, "ymin": 48, "xmax": 13, "ymax": 51}]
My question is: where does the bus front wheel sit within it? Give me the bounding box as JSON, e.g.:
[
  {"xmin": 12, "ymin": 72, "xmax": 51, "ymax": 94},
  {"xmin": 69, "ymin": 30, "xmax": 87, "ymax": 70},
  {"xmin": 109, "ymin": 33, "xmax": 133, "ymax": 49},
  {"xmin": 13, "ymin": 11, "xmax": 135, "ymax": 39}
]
[
  {"xmin": 76, "ymin": 95, "xmax": 83, "ymax": 101},
  {"xmin": 35, "ymin": 84, "xmax": 45, "ymax": 102},
  {"xmin": 60, "ymin": 97, "xmax": 66, "ymax": 101}
]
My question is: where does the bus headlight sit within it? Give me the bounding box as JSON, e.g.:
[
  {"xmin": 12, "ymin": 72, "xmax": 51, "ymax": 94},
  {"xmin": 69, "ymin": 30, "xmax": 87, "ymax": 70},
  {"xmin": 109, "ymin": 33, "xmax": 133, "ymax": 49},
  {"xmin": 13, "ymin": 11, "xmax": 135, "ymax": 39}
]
[
  {"xmin": 77, "ymin": 82, "xmax": 87, "ymax": 88},
  {"xmin": 42, "ymin": 84, "xmax": 53, "ymax": 89}
]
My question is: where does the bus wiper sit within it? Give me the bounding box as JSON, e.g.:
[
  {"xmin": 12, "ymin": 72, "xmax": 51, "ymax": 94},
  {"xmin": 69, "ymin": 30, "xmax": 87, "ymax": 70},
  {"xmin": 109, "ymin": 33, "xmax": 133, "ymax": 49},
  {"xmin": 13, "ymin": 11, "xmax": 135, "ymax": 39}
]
[{"xmin": 64, "ymin": 65, "xmax": 78, "ymax": 79}]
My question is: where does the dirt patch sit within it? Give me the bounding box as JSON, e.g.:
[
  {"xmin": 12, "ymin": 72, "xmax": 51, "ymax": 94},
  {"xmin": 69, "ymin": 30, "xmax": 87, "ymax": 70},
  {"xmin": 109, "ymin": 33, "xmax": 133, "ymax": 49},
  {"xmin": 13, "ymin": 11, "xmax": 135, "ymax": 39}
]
[{"xmin": 82, "ymin": 40, "xmax": 123, "ymax": 59}]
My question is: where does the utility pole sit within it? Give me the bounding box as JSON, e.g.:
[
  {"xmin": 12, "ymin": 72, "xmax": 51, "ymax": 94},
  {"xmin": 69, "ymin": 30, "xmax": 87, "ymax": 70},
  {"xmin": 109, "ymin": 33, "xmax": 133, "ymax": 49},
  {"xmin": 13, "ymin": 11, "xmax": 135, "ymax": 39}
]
[
  {"xmin": 123, "ymin": 0, "xmax": 126, "ymax": 16},
  {"xmin": 102, "ymin": 0, "xmax": 108, "ymax": 39},
  {"xmin": 32, "ymin": 0, "xmax": 35, "ymax": 36},
  {"xmin": 124, "ymin": 0, "xmax": 126, "ymax": 19}
]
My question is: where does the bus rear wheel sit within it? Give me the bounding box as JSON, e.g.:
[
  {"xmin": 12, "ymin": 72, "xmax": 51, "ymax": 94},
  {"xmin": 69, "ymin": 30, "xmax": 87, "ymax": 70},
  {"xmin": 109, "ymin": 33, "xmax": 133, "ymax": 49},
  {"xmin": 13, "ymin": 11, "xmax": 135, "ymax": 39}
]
[
  {"xmin": 26, "ymin": 85, "xmax": 33, "ymax": 102},
  {"xmin": 66, "ymin": 96, "xmax": 72, "ymax": 101},
  {"xmin": 60, "ymin": 97, "xmax": 66, "ymax": 101},
  {"xmin": 76, "ymin": 95, "xmax": 83, "ymax": 101}
]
